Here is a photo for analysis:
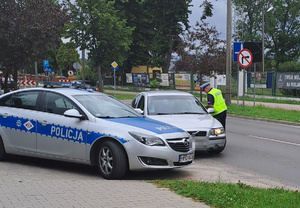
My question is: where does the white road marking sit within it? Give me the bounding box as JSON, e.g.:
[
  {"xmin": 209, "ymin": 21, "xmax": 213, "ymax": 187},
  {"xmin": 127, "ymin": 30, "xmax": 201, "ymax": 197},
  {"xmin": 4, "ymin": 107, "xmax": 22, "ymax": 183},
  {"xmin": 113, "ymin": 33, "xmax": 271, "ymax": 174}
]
[{"xmin": 249, "ymin": 135, "xmax": 300, "ymax": 147}]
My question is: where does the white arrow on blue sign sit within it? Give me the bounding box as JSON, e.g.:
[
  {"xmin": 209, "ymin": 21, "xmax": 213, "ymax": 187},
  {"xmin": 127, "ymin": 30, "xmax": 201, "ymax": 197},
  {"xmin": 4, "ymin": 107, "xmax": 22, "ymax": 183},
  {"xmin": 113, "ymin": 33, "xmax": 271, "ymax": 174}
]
[
  {"xmin": 43, "ymin": 60, "xmax": 49, "ymax": 67},
  {"xmin": 233, "ymin": 42, "xmax": 244, "ymax": 62}
]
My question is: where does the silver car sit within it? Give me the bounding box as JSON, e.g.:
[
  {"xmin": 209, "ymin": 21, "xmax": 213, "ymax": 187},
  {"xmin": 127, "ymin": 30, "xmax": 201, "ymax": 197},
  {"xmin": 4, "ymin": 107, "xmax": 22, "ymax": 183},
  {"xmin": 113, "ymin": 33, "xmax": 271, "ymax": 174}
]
[
  {"xmin": 132, "ymin": 91, "xmax": 226, "ymax": 153},
  {"xmin": 0, "ymin": 87, "xmax": 193, "ymax": 179}
]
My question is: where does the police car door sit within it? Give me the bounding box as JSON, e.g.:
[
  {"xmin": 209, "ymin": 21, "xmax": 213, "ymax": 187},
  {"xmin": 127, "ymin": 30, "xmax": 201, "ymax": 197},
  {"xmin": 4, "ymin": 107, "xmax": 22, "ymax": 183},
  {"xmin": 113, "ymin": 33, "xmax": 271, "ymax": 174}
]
[
  {"xmin": 0, "ymin": 91, "xmax": 39, "ymax": 153},
  {"xmin": 36, "ymin": 92, "xmax": 88, "ymax": 160}
]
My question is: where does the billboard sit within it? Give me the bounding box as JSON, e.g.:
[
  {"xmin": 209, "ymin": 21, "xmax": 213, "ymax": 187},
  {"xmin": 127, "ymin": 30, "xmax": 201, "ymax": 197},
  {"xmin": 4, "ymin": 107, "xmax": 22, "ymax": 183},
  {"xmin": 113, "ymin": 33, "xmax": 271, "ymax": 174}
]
[{"xmin": 277, "ymin": 73, "xmax": 300, "ymax": 90}]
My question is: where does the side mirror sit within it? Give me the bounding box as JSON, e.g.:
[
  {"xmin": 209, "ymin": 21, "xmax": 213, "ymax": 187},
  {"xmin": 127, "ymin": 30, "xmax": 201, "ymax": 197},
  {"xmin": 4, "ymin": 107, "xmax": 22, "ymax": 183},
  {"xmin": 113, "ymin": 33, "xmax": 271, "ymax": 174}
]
[
  {"xmin": 207, "ymin": 108, "xmax": 215, "ymax": 114},
  {"xmin": 134, "ymin": 108, "xmax": 144, "ymax": 115},
  {"xmin": 64, "ymin": 109, "xmax": 84, "ymax": 119}
]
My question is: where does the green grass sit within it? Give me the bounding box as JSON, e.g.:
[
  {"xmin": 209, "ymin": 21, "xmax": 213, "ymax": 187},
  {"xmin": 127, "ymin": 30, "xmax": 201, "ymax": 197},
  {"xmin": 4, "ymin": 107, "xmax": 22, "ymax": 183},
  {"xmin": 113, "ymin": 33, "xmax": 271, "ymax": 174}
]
[
  {"xmin": 107, "ymin": 93, "xmax": 136, "ymax": 100},
  {"xmin": 227, "ymin": 104, "xmax": 300, "ymax": 123},
  {"xmin": 152, "ymin": 180, "xmax": 300, "ymax": 208}
]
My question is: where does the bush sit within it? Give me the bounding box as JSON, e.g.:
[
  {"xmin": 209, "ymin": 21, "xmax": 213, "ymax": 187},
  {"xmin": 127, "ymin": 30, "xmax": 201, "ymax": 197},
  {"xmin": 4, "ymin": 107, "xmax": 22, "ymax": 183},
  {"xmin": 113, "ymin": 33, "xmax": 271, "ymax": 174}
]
[{"xmin": 149, "ymin": 79, "xmax": 159, "ymax": 88}]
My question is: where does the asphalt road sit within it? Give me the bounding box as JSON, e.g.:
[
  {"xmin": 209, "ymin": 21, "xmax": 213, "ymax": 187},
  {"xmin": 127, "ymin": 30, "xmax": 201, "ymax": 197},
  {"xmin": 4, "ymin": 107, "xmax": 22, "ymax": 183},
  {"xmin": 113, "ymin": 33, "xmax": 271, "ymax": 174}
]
[
  {"xmin": 221, "ymin": 116, "xmax": 300, "ymax": 189},
  {"xmin": 127, "ymin": 116, "xmax": 300, "ymax": 191},
  {"xmin": 120, "ymin": 98, "xmax": 300, "ymax": 190}
]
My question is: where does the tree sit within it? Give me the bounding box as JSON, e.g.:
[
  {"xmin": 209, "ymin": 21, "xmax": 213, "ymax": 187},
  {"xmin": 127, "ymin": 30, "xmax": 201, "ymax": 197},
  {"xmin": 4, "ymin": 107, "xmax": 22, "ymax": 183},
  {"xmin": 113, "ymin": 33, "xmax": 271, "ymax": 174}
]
[
  {"xmin": 69, "ymin": 0, "xmax": 133, "ymax": 92},
  {"xmin": 144, "ymin": 0, "xmax": 192, "ymax": 73},
  {"xmin": 268, "ymin": 0, "xmax": 300, "ymax": 68},
  {"xmin": 64, "ymin": 0, "xmax": 92, "ymax": 82},
  {"xmin": 0, "ymin": 0, "xmax": 69, "ymax": 92},
  {"xmin": 174, "ymin": 21, "xmax": 226, "ymax": 76},
  {"xmin": 114, "ymin": 0, "xmax": 153, "ymax": 72},
  {"xmin": 233, "ymin": 0, "xmax": 300, "ymax": 69},
  {"xmin": 56, "ymin": 42, "xmax": 80, "ymax": 76}
]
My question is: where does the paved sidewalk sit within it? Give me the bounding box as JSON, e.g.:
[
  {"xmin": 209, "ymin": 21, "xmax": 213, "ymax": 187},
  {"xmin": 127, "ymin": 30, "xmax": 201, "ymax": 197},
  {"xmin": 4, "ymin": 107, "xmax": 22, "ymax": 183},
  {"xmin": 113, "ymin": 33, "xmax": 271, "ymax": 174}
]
[{"xmin": 0, "ymin": 157, "xmax": 208, "ymax": 208}]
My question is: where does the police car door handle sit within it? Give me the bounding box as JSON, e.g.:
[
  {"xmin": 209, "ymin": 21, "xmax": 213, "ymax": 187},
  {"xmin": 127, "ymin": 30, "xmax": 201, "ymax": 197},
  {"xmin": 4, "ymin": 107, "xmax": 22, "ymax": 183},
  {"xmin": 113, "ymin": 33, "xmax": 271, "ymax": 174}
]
[
  {"xmin": 38, "ymin": 120, "xmax": 48, "ymax": 126},
  {"xmin": 0, "ymin": 112, "xmax": 9, "ymax": 118}
]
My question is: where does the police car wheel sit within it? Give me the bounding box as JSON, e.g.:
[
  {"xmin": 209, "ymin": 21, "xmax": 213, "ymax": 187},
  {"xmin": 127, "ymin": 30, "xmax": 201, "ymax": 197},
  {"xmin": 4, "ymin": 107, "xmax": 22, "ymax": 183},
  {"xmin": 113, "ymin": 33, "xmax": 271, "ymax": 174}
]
[
  {"xmin": 97, "ymin": 141, "xmax": 128, "ymax": 179},
  {"xmin": 0, "ymin": 137, "xmax": 6, "ymax": 161}
]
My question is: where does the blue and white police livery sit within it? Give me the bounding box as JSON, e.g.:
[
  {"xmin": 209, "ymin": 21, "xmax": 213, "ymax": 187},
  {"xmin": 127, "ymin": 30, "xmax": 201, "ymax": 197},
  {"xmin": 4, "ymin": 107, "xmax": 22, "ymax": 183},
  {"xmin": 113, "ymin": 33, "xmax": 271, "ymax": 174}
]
[{"xmin": 0, "ymin": 87, "xmax": 193, "ymax": 179}]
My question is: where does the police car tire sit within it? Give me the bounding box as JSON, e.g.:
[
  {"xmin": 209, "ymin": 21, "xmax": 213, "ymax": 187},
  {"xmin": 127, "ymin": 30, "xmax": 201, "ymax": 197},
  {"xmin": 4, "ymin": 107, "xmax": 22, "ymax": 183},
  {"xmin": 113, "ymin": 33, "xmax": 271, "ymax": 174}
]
[
  {"xmin": 97, "ymin": 141, "xmax": 128, "ymax": 179},
  {"xmin": 0, "ymin": 137, "xmax": 6, "ymax": 160}
]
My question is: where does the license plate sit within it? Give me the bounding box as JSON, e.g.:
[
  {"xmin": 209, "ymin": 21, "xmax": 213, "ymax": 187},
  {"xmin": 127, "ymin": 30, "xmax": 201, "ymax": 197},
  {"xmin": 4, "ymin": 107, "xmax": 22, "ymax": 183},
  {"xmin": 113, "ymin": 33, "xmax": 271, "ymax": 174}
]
[{"xmin": 179, "ymin": 153, "xmax": 193, "ymax": 163}]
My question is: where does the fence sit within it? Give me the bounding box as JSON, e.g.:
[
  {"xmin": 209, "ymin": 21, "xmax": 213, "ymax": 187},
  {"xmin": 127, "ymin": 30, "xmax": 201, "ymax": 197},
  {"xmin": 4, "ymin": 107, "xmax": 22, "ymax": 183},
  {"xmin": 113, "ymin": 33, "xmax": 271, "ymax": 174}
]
[
  {"xmin": 13, "ymin": 72, "xmax": 300, "ymax": 98},
  {"xmin": 103, "ymin": 72, "xmax": 300, "ymax": 99}
]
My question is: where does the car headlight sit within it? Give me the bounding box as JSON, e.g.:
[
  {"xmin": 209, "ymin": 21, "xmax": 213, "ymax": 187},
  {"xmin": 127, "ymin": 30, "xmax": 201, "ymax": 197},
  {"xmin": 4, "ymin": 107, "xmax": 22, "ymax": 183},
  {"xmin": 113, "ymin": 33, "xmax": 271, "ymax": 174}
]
[
  {"xmin": 129, "ymin": 132, "xmax": 165, "ymax": 146},
  {"xmin": 211, "ymin": 128, "xmax": 224, "ymax": 135}
]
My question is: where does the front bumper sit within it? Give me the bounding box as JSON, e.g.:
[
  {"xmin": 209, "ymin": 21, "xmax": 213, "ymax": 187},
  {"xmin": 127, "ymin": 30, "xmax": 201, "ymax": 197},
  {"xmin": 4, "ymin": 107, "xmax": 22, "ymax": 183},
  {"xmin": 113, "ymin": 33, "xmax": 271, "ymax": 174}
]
[
  {"xmin": 191, "ymin": 132, "xmax": 226, "ymax": 151},
  {"xmin": 125, "ymin": 135, "xmax": 194, "ymax": 171}
]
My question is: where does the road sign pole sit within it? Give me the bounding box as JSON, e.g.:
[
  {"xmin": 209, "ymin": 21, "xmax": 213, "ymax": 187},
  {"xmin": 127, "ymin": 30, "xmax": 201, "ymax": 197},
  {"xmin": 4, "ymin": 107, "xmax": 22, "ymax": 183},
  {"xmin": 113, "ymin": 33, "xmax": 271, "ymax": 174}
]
[
  {"xmin": 114, "ymin": 69, "xmax": 116, "ymax": 95},
  {"xmin": 111, "ymin": 61, "xmax": 118, "ymax": 95}
]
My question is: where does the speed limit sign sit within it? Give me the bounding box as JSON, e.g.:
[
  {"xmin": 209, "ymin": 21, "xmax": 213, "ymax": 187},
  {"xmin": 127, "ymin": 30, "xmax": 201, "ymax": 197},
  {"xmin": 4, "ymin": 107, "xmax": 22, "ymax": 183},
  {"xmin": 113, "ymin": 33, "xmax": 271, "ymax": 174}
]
[{"xmin": 67, "ymin": 70, "xmax": 74, "ymax": 76}]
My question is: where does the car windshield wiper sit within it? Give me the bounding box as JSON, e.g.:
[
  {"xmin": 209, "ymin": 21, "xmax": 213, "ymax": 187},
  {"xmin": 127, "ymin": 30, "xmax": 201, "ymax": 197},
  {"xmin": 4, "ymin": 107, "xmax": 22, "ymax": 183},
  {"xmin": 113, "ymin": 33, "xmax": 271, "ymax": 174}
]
[
  {"xmin": 118, "ymin": 116, "xmax": 139, "ymax": 118},
  {"xmin": 173, "ymin": 112, "xmax": 205, "ymax": 114},
  {"xmin": 96, "ymin": 116, "xmax": 115, "ymax": 119},
  {"xmin": 155, "ymin": 113, "xmax": 171, "ymax": 115}
]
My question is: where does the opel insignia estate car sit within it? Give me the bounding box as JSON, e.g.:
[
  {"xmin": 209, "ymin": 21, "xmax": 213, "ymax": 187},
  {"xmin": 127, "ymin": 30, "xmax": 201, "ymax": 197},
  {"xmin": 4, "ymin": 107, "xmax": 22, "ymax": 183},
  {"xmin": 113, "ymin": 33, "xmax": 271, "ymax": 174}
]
[
  {"xmin": 132, "ymin": 91, "xmax": 226, "ymax": 153},
  {"xmin": 0, "ymin": 87, "xmax": 194, "ymax": 179}
]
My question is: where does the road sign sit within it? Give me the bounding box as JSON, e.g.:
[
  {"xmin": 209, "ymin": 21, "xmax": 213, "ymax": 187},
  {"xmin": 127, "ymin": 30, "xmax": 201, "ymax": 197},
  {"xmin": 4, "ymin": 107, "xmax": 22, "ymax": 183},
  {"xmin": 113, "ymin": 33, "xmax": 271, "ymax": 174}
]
[
  {"xmin": 44, "ymin": 66, "xmax": 51, "ymax": 73},
  {"xmin": 73, "ymin": 62, "xmax": 80, "ymax": 70},
  {"xmin": 244, "ymin": 42, "xmax": 262, "ymax": 62},
  {"xmin": 233, "ymin": 42, "xmax": 244, "ymax": 62},
  {"xmin": 238, "ymin": 49, "xmax": 253, "ymax": 68},
  {"xmin": 111, "ymin": 61, "xmax": 118, "ymax": 71},
  {"xmin": 43, "ymin": 60, "xmax": 49, "ymax": 68},
  {"xmin": 67, "ymin": 70, "xmax": 74, "ymax": 76}
]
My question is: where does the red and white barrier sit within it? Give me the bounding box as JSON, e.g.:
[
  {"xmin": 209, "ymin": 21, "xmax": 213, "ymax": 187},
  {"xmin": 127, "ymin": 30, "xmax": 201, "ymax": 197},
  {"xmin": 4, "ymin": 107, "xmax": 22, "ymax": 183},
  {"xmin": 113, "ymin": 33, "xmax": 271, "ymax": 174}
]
[
  {"xmin": 58, "ymin": 79, "xmax": 71, "ymax": 83},
  {"xmin": 18, "ymin": 80, "xmax": 36, "ymax": 86}
]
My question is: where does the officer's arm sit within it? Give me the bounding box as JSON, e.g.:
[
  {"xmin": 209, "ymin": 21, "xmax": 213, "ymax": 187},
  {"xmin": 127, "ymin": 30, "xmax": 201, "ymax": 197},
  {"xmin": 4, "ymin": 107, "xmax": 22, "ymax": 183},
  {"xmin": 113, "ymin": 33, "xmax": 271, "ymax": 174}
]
[{"xmin": 205, "ymin": 94, "xmax": 214, "ymax": 109}]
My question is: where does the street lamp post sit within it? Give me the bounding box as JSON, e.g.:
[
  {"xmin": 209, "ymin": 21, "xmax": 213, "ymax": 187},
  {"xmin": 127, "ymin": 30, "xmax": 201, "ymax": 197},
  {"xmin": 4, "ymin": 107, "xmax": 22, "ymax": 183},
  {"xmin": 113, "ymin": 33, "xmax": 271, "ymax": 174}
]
[{"xmin": 262, "ymin": 6, "xmax": 273, "ymax": 72}]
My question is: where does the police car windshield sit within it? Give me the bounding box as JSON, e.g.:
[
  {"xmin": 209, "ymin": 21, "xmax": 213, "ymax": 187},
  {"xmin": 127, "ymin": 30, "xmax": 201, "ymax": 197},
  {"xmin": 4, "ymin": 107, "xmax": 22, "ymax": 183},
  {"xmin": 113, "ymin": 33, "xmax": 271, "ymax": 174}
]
[{"xmin": 74, "ymin": 94, "xmax": 141, "ymax": 118}]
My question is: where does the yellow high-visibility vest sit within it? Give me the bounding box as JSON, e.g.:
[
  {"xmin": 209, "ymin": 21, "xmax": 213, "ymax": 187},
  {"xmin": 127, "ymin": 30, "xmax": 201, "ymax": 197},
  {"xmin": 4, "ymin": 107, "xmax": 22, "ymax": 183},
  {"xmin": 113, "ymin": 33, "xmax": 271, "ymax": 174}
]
[{"xmin": 208, "ymin": 88, "xmax": 227, "ymax": 115}]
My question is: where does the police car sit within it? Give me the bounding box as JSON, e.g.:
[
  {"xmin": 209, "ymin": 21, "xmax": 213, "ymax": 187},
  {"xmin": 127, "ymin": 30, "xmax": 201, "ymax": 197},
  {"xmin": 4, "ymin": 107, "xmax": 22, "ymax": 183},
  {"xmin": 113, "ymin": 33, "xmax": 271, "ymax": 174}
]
[{"xmin": 0, "ymin": 87, "xmax": 193, "ymax": 179}]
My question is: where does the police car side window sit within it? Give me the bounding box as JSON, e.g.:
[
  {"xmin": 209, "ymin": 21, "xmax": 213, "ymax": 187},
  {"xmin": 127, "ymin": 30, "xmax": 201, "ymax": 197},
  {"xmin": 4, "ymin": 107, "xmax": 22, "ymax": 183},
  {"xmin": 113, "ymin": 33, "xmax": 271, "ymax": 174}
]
[
  {"xmin": 0, "ymin": 91, "xmax": 38, "ymax": 110},
  {"xmin": 44, "ymin": 92, "xmax": 78, "ymax": 115}
]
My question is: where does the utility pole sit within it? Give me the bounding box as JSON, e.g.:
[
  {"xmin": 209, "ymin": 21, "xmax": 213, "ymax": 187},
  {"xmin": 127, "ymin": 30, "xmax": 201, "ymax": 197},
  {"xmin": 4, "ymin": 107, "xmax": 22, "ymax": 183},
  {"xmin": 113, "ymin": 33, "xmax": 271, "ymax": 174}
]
[
  {"xmin": 35, "ymin": 61, "xmax": 38, "ymax": 87},
  {"xmin": 225, "ymin": 0, "xmax": 232, "ymax": 106},
  {"xmin": 262, "ymin": 6, "xmax": 265, "ymax": 73}
]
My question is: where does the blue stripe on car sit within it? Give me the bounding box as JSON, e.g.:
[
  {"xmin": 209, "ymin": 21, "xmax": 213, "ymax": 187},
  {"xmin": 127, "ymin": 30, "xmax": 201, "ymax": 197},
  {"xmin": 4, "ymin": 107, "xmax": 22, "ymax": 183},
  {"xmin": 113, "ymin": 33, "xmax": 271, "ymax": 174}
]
[{"xmin": 108, "ymin": 117, "xmax": 184, "ymax": 134}]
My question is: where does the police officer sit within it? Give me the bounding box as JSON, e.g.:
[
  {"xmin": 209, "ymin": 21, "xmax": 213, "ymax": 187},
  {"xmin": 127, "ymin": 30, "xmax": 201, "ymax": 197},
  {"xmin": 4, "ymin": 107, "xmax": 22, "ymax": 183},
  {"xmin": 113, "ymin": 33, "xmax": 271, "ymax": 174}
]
[{"xmin": 200, "ymin": 83, "xmax": 227, "ymax": 129}]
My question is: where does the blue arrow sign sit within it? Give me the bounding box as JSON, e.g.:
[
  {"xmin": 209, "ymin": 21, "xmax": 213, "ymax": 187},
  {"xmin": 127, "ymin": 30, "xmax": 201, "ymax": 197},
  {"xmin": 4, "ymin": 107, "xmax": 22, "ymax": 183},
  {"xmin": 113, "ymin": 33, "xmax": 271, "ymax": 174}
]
[
  {"xmin": 43, "ymin": 60, "xmax": 49, "ymax": 68},
  {"xmin": 233, "ymin": 42, "xmax": 244, "ymax": 62}
]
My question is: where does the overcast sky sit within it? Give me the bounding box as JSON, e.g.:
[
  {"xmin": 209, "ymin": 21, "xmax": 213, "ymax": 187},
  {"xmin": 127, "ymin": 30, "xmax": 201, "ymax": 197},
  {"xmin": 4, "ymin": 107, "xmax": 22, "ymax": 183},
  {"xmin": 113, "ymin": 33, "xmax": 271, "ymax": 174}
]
[{"xmin": 189, "ymin": 0, "xmax": 227, "ymax": 40}]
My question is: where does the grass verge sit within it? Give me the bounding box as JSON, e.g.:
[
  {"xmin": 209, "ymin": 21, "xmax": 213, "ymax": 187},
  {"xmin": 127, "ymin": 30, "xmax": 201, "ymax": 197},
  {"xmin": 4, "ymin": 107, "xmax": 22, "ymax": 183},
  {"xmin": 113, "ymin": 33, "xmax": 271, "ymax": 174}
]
[
  {"xmin": 227, "ymin": 104, "xmax": 300, "ymax": 123},
  {"xmin": 152, "ymin": 180, "xmax": 300, "ymax": 208}
]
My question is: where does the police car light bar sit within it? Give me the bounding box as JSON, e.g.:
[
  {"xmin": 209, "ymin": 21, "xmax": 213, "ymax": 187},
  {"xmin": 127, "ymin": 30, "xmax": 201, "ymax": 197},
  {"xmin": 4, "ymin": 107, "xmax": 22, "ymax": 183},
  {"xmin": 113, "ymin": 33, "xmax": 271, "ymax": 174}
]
[{"xmin": 41, "ymin": 81, "xmax": 73, "ymax": 88}]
